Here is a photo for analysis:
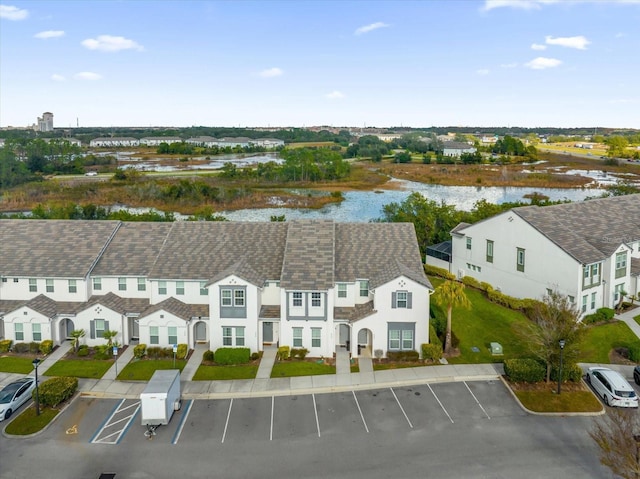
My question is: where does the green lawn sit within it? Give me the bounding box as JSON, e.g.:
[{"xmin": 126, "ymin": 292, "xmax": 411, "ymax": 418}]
[
  {"xmin": 192, "ymin": 364, "xmax": 258, "ymax": 380},
  {"xmin": 634, "ymin": 314, "xmax": 640, "ymax": 327},
  {"xmin": 0, "ymin": 357, "xmax": 36, "ymax": 374},
  {"xmin": 44, "ymin": 359, "xmax": 114, "ymax": 379},
  {"xmin": 271, "ymin": 361, "xmax": 335, "ymax": 378},
  {"xmin": 117, "ymin": 359, "xmax": 186, "ymax": 381},
  {"xmin": 514, "ymin": 390, "xmax": 603, "ymax": 413},
  {"xmin": 373, "ymin": 362, "xmax": 422, "ymax": 371},
  {"xmin": 429, "ymin": 277, "xmax": 532, "ymax": 364},
  {"xmin": 4, "ymin": 406, "xmax": 60, "ymax": 435},
  {"xmin": 579, "ymin": 321, "xmax": 640, "ymax": 363}
]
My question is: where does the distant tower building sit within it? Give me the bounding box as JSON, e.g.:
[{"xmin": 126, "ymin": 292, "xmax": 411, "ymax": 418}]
[{"xmin": 35, "ymin": 112, "xmax": 54, "ymax": 132}]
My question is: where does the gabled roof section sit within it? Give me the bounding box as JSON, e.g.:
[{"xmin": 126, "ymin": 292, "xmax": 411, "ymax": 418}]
[
  {"xmin": 92, "ymin": 222, "xmax": 172, "ymax": 276},
  {"xmin": 208, "ymin": 257, "xmax": 264, "ymax": 287},
  {"xmin": 85, "ymin": 292, "xmax": 150, "ymax": 315},
  {"xmin": 281, "ymin": 220, "xmax": 335, "ymax": 290},
  {"xmin": 0, "ymin": 300, "xmax": 24, "ymax": 315},
  {"xmin": 513, "ymin": 194, "xmax": 640, "ymax": 264},
  {"xmin": 149, "ymin": 222, "xmax": 287, "ymax": 280},
  {"xmin": 0, "ymin": 220, "xmax": 120, "ymax": 277},
  {"xmin": 450, "ymin": 222, "xmax": 471, "ymax": 236},
  {"xmin": 335, "ymin": 223, "xmax": 432, "ymax": 290},
  {"xmin": 23, "ymin": 294, "xmax": 58, "ymax": 318},
  {"xmin": 139, "ymin": 297, "xmax": 200, "ymax": 321}
]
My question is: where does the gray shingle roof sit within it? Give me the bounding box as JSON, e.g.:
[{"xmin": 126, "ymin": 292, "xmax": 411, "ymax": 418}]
[
  {"xmin": 334, "ymin": 301, "xmax": 376, "ymax": 321},
  {"xmin": 208, "ymin": 257, "xmax": 264, "ymax": 287},
  {"xmin": 86, "ymin": 292, "xmax": 150, "ymax": 315},
  {"xmin": 512, "ymin": 194, "xmax": 640, "ymax": 264},
  {"xmin": 259, "ymin": 305, "xmax": 281, "ymax": 319},
  {"xmin": 139, "ymin": 297, "xmax": 203, "ymax": 321},
  {"xmin": 0, "ymin": 220, "xmax": 120, "ymax": 278},
  {"xmin": 23, "ymin": 294, "xmax": 58, "ymax": 317}
]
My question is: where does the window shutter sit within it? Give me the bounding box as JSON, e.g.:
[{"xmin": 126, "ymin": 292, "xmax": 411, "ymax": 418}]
[
  {"xmin": 407, "ymin": 293, "xmax": 413, "ymax": 309},
  {"xmin": 105, "ymin": 320, "xmax": 110, "ymax": 333},
  {"xmin": 90, "ymin": 320, "xmax": 95, "ymax": 339},
  {"xmin": 391, "ymin": 292, "xmax": 397, "ymax": 308}
]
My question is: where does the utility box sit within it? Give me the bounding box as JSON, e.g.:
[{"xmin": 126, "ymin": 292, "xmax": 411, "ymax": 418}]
[
  {"xmin": 490, "ymin": 342, "xmax": 503, "ymax": 355},
  {"xmin": 140, "ymin": 369, "xmax": 181, "ymax": 428}
]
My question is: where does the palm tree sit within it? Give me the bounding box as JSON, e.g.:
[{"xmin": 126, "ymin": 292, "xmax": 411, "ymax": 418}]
[
  {"xmin": 70, "ymin": 329, "xmax": 86, "ymax": 353},
  {"xmin": 432, "ymin": 280, "xmax": 471, "ymax": 355},
  {"xmin": 102, "ymin": 330, "xmax": 118, "ymax": 348}
]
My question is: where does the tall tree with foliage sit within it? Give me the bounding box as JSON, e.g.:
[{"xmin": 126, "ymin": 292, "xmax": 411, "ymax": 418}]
[
  {"xmin": 590, "ymin": 409, "xmax": 640, "ymax": 479},
  {"xmin": 432, "ymin": 280, "xmax": 471, "ymax": 354}
]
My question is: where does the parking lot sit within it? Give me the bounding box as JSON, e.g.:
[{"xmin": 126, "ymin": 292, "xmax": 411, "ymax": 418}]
[{"xmin": 49, "ymin": 379, "xmax": 526, "ymax": 446}]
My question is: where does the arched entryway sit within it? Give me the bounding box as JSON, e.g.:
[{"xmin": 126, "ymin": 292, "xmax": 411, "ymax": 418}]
[
  {"xmin": 194, "ymin": 321, "xmax": 207, "ymax": 343},
  {"xmin": 356, "ymin": 328, "xmax": 372, "ymax": 357},
  {"xmin": 59, "ymin": 318, "xmax": 75, "ymax": 343}
]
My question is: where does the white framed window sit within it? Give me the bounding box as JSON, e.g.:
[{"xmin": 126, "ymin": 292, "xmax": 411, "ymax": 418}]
[
  {"xmin": 359, "ymin": 280, "xmax": 369, "ymax": 297},
  {"xmin": 168, "ymin": 326, "xmax": 177, "ymax": 345},
  {"xmin": 337, "ymin": 284, "xmax": 347, "ymax": 298},
  {"xmin": 15, "ymin": 323, "xmax": 24, "ymax": 341},
  {"xmin": 389, "ymin": 329, "xmax": 400, "ymax": 350},
  {"xmin": 176, "ymin": 281, "xmax": 185, "ymax": 295},
  {"xmin": 222, "ymin": 326, "xmax": 244, "ymax": 346},
  {"xmin": 200, "ymin": 281, "xmax": 208, "ymax": 296},
  {"xmin": 293, "ymin": 327, "xmax": 303, "ymax": 347},
  {"xmin": 138, "ymin": 277, "xmax": 146, "ymax": 291},
  {"xmin": 616, "ymin": 252, "xmax": 627, "ymax": 279},
  {"xmin": 311, "ymin": 292, "xmax": 321, "ymax": 308},
  {"xmin": 29, "ymin": 278, "xmax": 37, "ymax": 292},
  {"xmin": 234, "ymin": 289, "xmax": 245, "ymax": 306},
  {"xmin": 118, "ymin": 277, "xmax": 127, "ymax": 291},
  {"xmin": 568, "ymin": 295, "xmax": 575, "ymax": 304},
  {"xmin": 13, "ymin": 278, "xmax": 18, "ymax": 283},
  {"xmin": 590, "ymin": 292, "xmax": 596, "ymax": 310},
  {"xmin": 158, "ymin": 281, "xmax": 167, "ymax": 295},
  {"xmin": 221, "ymin": 289, "xmax": 232, "ymax": 306},
  {"xmin": 223, "ymin": 327, "xmax": 233, "ymax": 346},
  {"xmin": 311, "ymin": 328, "xmax": 321, "ymax": 348},
  {"xmin": 486, "ymin": 240, "xmax": 494, "ymax": 263},
  {"xmin": 94, "ymin": 319, "xmax": 106, "ymax": 339},
  {"xmin": 396, "ymin": 291, "xmax": 408, "ymax": 308},
  {"xmin": 466, "ymin": 237, "xmax": 472, "ymax": 250},
  {"xmin": 516, "ymin": 248, "xmax": 525, "ymax": 272},
  {"xmin": 46, "ymin": 279, "xmax": 54, "ymax": 293},
  {"xmin": 293, "ymin": 292, "xmax": 303, "ymax": 307},
  {"xmin": 68, "ymin": 279, "xmax": 77, "ymax": 293},
  {"xmin": 402, "ymin": 330, "xmax": 413, "ymax": 350},
  {"xmin": 236, "ymin": 327, "xmax": 245, "ymax": 346},
  {"xmin": 32, "ymin": 323, "xmax": 42, "ymax": 341},
  {"xmin": 93, "ymin": 277, "xmax": 102, "ymax": 291},
  {"xmin": 582, "ymin": 295, "xmax": 587, "ymax": 313},
  {"xmin": 149, "ymin": 326, "xmax": 159, "ymax": 345}
]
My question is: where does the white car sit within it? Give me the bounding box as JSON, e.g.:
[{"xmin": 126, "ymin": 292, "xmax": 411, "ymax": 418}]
[
  {"xmin": 85, "ymin": 171, "xmax": 98, "ymax": 176},
  {"xmin": 0, "ymin": 377, "xmax": 36, "ymax": 421},
  {"xmin": 586, "ymin": 367, "xmax": 638, "ymax": 408}
]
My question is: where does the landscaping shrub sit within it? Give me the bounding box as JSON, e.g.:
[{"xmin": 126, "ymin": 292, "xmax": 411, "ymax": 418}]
[
  {"xmin": 12, "ymin": 342, "xmax": 29, "ymax": 353},
  {"xmin": 550, "ymin": 363, "xmax": 583, "ymax": 383},
  {"xmin": 29, "ymin": 342, "xmax": 41, "ymax": 354},
  {"xmin": 133, "ymin": 343, "xmax": 147, "ymax": 359},
  {"xmin": 430, "ymin": 304, "xmax": 446, "ymax": 337},
  {"xmin": 290, "ymin": 348, "xmax": 309, "ymax": 360},
  {"xmin": 387, "ymin": 350, "xmax": 420, "ymax": 362},
  {"xmin": 39, "ymin": 339, "xmax": 53, "ymax": 355},
  {"xmin": 36, "ymin": 376, "xmax": 78, "ymax": 407},
  {"xmin": 214, "ymin": 347, "xmax": 251, "ymax": 365},
  {"xmin": 583, "ymin": 307, "xmax": 616, "ymax": 324},
  {"xmin": 504, "ymin": 358, "xmax": 546, "ymax": 383},
  {"xmin": 461, "ymin": 276, "xmax": 482, "ymax": 290},
  {"xmin": 628, "ymin": 345, "xmax": 640, "ymax": 363},
  {"xmin": 277, "ymin": 345, "xmax": 290, "ymax": 360},
  {"xmin": 146, "ymin": 347, "xmax": 162, "ymax": 359},
  {"xmin": 0, "ymin": 339, "xmax": 12, "ymax": 353},
  {"xmin": 177, "ymin": 343, "xmax": 188, "ymax": 360},
  {"xmin": 250, "ymin": 352, "xmax": 260, "ymax": 361},
  {"xmin": 421, "ymin": 343, "xmax": 443, "ymax": 362},
  {"xmin": 202, "ymin": 350, "xmax": 214, "ymax": 362},
  {"xmin": 93, "ymin": 345, "xmax": 111, "ymax": 360},
  {"xmin": 424, "ymin": 264, "xmax": 456, "ymax": 280},
  {"xmin": 77, "ymin": 345, "xmax": 89, "ymax": 357},
  {"xmin": 429, "ymin": 323, "xmax": 442, "ymax": 348},
  {"xmin": 480, "ymin": 282, "xmax": 494, "ymax": 293}
]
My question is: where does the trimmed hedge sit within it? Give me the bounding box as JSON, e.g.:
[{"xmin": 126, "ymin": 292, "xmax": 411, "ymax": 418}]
[
  {"xmin": 421, "ymin": 343, "xmax": 443, "ymax": 362},
  {"xmin": 461, "ymin": 275, "xmax": 482, "ymax": 290},
  {"xmin": 29, "ymin": 342, "xmax": 40, "ymax": 354},
  {"xmin": 176, "ymin": 343, "xmax": 188, "ymax": 360},
  {"xmin": 202, "ymin": 350, "xmax": 214, "ymax": 362},
  {"xmin": 504, "ymin": 358, "xmax": 546, "ymax": 383},
  {"xmin": 583, "ymin": 307, "xmax": 616, "ymax": 325},
  {"xmin": 133, "ymin": 343, "xmax": 147, "ymax": 359},
  {"xmin": 215, "ymin": 347, "xmax": 250, "ymax": 365},
  {"xmin": 40, "ymin": 340, "xmax": 54, "ymax": 355},
  {"xmin": 387, "ymin": 350, "xmax": 420, "ymax": 362},
  {"xmin": 13, "ymin": 342, "xmax": 29, "ymax": 353},
  {"xmin": 550, "ymin": 363, "xmax": 583, "ymax": 383},
  {"xmin": 429, "ymin": 323, "xmax": 442, "ymax": 349},
  {"xmin": 0, "ymin": 339, "xmax": 12, "ymax": 353},
  {"xmin": 36, "ymin": 376, "xmax": 78, "ymax": 407},
  {"xmin": 424, "ymin": 264, "xmax": 456, "ymax": 280},
  {"xmin": 629, "ymin": 345, "xmax": 640, "ymax": 363},
  {"xmin": 290, "ymin": 348, "xmax": 309, "ymax": 360},
  {"xmin": 277, "ymin": 345, "xmax": 290, "ymax": 360}
]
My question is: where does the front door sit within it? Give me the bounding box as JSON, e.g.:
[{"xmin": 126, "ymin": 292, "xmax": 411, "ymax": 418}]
[
  {"xmin": 339, "ymin": 324, "xmax": 350, "ymax": 345},
  {"xmin": 263, "ymin": 322, "xmax": 273, "ymax": 344},
  {"xmin": 128, "ymin": 317, "xmax": 139, "ymax": 340},
  {"xmin": 195, "ymin": 321, "xmax": 207, "ymax": 342}
]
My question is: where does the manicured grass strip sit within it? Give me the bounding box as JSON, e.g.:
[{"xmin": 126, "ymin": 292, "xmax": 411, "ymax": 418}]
[
  {"xmin": 579, "ymin": 321, "xmax": 640, "ymax": 364},
  {"xmin": 634, "ymin": 315, "xmax": 640, "ymax": 327},
  {"xmin": 117, "ymin": 359, "xmax": 186, "ymax": 381},
  {"xmin": 271, "ymin": 361, "xmax": 335, "ymax": 378},
  {"xmin": 514, "ymin": 390, "xmax": 603, "ymax": 413},
  {"xmin": 350, "ymin": 365, "xmax": 360, "ymax": 373},
  {"xmin": 192, "ymin": 364, "xmax": 258, "ymax": 381},
  {"xmin": 4, "ymin": 406, "xmax": 59, "ymax": 435},
  {"xmin": 373, "ymin": 363, "xmax": 420, "ymax": 371},
  {"xmin": 44, "ymin": 359, "xmax": 113, "ymax": 379},
  {"xmin": 0, "ymin": 357, "xmax": 36, "ymax": 374}
]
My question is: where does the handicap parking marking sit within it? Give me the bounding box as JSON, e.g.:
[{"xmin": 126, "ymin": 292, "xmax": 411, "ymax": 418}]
[
  {"xmin": 428, "ymin": 384, "xmax": 454, "ymax": 424},
  {"xmin": 463, "ymin": 382, "xmax": 491, "ymax": 420},
  {"xmin": 171, "ymin": 399, "xmax": 193, "ymax": 445},
  {"xmin": 90, "ymin": 398, "xmax": 140, "ymax": 445}
]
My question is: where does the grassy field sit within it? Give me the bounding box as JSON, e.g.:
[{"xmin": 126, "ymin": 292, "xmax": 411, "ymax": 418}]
[
  {"xmin": 271, "ymin": 361, "xmax": 336, "ymax": 378},
  {"xmin": 3, "ymin": 406, "xmax": 60, "ymax": 435},
  {"xmin": 0, "ymin": 357, "xmax": 36, "ymax": 374},
  {"xmin": 116, "ymin": 359, "xmax": 187, "ymax": 381},
  {"xmin": 44, "ymin": 359, "xmax": 114, "ymax": 379},
  {"xmin": 192, "ymin": 364, "xmax": 258, "ymax": 380},
  {"xmin": 579, "ymin": 321, "xmax": 640, "ymax": 363}
]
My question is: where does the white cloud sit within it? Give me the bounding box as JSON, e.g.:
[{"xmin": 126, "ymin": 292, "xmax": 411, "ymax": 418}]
[
  {"xmin": 484, "ymin": 0, "xmax": 640, "ymax": 10},
  {"xmin": 258, "ymin": 67, "xmax": 283, "ymax": 78},
  {"xmin": 74, "ymin": 71, "xmax": 102, "ymax": 80},
  {"xmin": 354, "ymin": 22, "xmax": 389, "ymax": 35},
  {"xmin": 81, "ymin": 35, "xmax": 144, "ymax": 52},
  {"xmin": 0, "ymin": 4, "xmax": 29, "ymax": 20},
  {"xmin": 476, "ymin": 69, "xmax": 490, "ymax": 75},
  {"xmin": 500, "ymin": 62, "xmax": 518, "ymax": 68},
  {"xmin": 51, "ymin": 74, "xmax": 65, "ymax": 81},
  {"xmin": 35, "ymin": 30, "xmax": 65, "ymax": 39},
  {"xmin": 545, "ymin": 35, "xmax": 590, "ymax": 50},
  {"xmin": 325, "ymin": 90, "xmax": 345, "ymax": 99},
  {"xmin": 524, "ymin": 57, "xmax": 562, "ymax": 69},
  {"xmin": 531, "ymin": 43, "xmax": 546, "ymax": 50}
]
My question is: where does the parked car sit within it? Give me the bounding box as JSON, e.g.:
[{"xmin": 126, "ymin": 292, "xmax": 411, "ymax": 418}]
[
  {"xmin": 633, "ymin": 365, "xmax": 640, "ymax": 385},
  {"xmin": 85, "ymin": 171, "xmax": 97, "ymax": 176},
  {"xmin": 0, "ymin": 377, "xmax": 36, "ymax": 421},
  {"xmin": 586, "ymin": 367, "xmax": 638, "ymax": 408}
]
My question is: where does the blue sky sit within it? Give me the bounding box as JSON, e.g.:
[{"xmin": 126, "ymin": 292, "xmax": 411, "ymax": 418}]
[{"xmin": 1, "ymin": 0, "xmax": 639, "ymax": 129}]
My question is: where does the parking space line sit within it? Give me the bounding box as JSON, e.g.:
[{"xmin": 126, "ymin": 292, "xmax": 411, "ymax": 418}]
[
  {"xmin": 221, "ymin": 399, "xmax": 233, "ymax": 444},
  {"xmin": 390, "ymin": 388, "xmax": 413, "ymax": 428},
  {"xmin": 428, "ymin": 384, "xmax": 454, "ymax": 424},
  {"xmin": 464, "ymin": 382, "xmax": 491, "ymax": 419},
  {"xmin": 352, "ymin": 391, "xmax": 369, "ymax": 433},
  {"xmin": 90, "ymin": 399, "xmax": 125, "ymax": 443},
  {"xmin": 270, "ymin": 396, "xmax": 274, "ymax": 441},
  {"xmin": 312, "ymin": 394, "xmax": 321, "ymax": 438},
  {"xmin": 171, "ymin": 400, "xmax": 193, "ymax": 445},
  {"xmin": 118, "ymin": 402, "xmax": 140, "ymax": 414}
]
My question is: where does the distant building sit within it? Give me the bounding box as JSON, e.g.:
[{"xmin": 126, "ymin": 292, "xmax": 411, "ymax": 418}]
[
  {"xmin": 442, "ymin": 141, "xmax": 476, "ymax": 157},
  {"xmin": 34, "ymin": 112, "xmax": 54, "ymax": 132},
  {"xmin": 89, "ymin": 137, "xmax": 140, "ymax": 147},
  {"xmin": 249, "ymin": 138, "xmax": 285, "ymax": 149},
  {"xmin": 140, "ymin": 137, "xmax": 183, "ymax": 146}
]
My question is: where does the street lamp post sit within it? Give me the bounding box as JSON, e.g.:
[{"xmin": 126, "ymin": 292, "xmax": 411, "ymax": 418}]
[
  {"xmin": 557, "ymin": 339, "xmax": 566, "ymax": 395},
  {"xmin": 32, "ymin": 358, "xmax": 41, "ymax": 416}
]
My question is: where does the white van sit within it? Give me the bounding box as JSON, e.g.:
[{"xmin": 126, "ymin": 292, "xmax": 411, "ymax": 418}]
[{"xmin": 586, "ymin": 367, "xmax": 638, "ymax": 408}]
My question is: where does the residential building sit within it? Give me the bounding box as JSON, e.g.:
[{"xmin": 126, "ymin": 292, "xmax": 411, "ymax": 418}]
[
  {"xmin": 426, "ymin": 194, "xmax": 640, "ymax": 314},
  {"xmin": 442, "ymin": 141, "xmax": 476, "ymax": 157},
  {"xmin": 0, "ymin": 219, "xmax": 432, "ymax": 357},
  {"xmin": 90, "ymin": 137, "xmax": 140, "ymax": 147},
  {"xmin": 249, "ymin": 138, "xmax": 285, "ymax": 149},
  {"xmin": 140, "ymin": 137, "xmax": 183, "ymax": 146}
]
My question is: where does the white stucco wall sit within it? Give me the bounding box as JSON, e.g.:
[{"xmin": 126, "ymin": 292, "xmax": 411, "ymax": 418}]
[
  {"xmin": 3, "ymin": 307, "xmax": 51, "ymax": 343},
  {"xmin": 0, "ymin": 277, "xmax": 89, "ymax": 302},
  {"xmin": 73, "ymin": 304, "xmax": 124, "ymax": 347},
  {"xmin": 137, "ymin": 312, "xmax": 189, "ymax": 348}
]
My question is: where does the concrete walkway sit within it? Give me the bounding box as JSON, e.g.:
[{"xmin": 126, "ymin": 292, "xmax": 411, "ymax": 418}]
[
  {"xmin": 101, "ymin": 344, "xmax": 135, "ymax": 380},
  {"xmin": 181, "ymin": 343, "xmax": 208, "ymax": 381},
  {"xmin": 256, "ymin": 345, "xmax": 277, "ymax": 379}
]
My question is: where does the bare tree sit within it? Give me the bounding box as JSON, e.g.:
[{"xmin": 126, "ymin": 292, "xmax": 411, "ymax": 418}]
[{"xmin": 590, "ymin": 408, "xmax": 640, "ymax": 479}]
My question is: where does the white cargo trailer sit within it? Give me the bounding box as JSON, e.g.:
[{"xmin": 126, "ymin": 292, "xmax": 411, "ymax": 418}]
[{"xmin": 140, "ymin": 369, "xmax": 181, "ymax": 436}]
